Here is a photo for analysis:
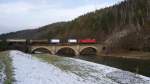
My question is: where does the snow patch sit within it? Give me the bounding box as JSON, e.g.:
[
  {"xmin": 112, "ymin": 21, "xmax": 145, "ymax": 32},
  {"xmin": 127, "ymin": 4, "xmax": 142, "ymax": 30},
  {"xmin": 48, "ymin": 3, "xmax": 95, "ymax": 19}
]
[{"xmin": 11, "ymin": 51, "xmax": 84, "ymax": 84}]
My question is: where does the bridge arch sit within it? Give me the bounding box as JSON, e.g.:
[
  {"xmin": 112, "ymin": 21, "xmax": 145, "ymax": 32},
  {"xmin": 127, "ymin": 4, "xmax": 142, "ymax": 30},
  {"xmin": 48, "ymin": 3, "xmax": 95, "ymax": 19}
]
[
  {"xmin": 80, "ymin": 46, "xmax": 98, "ymax": 56},
  {"xmin": 56, "ymin": 47, "xmax": 78, "ymax": 57},
  {"xmin": 32, "ymin": 47, "xmax": 52, "ymax": 54}
]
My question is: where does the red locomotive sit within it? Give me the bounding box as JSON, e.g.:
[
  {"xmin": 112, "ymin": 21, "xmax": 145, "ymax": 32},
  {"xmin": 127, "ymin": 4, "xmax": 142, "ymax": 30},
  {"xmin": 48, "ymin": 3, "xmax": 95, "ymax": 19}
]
[{"xmin": 79, "ymin": 39, "xmax": 96, "ymax": 44}]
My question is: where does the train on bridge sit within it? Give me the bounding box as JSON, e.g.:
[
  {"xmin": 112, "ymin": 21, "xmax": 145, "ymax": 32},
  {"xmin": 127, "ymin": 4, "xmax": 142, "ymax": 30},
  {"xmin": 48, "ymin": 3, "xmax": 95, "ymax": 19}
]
[
  {"xmin": 0, "ymin": 39, "xmax": 101, "ymax": 56},
  {"xmin": 0, "ymin": 39, "xmax": 97, "ymax": 44},
  {"xmin": 49, "ymin": 39, "xmax": 97, "ymax": 44}
]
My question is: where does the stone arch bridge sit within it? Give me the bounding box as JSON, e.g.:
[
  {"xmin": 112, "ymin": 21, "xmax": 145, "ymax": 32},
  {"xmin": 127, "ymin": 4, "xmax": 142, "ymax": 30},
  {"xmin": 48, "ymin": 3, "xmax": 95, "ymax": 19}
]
[{"xmin": 31, "ymin": 44, "xmax": 103, "ymax": 56}]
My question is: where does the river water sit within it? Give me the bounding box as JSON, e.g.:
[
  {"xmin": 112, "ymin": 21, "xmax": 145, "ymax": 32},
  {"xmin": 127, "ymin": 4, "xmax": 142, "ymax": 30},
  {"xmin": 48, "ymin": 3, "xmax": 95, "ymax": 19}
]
[{"xmin": 75, "ymin": 55, "xmax": 150, "ymax": 77}]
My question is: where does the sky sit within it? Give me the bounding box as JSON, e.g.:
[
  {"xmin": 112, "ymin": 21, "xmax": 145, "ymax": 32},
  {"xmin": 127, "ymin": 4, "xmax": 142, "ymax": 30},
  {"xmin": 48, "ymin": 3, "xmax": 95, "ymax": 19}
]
[{"xmin": 0, "ymin": 0, "xmax": 124, "ymax": 34}]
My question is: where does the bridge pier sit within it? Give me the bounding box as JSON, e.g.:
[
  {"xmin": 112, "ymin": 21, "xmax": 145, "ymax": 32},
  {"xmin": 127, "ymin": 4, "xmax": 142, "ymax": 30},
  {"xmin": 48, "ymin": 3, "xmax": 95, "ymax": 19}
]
[
  {"xmin": 75, "ymin": 52, "xmax": 80, "ymax": 57},
  {"xmin": 96, "ymin": 52, "xmax": 101, "ymax": 57},
  {"xmin": 51, "ymin": 51, "xmax": 55, "ymax": 55}
]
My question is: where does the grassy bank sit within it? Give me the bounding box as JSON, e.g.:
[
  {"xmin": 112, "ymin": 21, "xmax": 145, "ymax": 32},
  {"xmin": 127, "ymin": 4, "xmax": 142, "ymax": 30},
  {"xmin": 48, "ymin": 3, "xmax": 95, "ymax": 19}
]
[
  {"xmin": 0, "ymin": 51, "xmax": 14, "ymax": 84},
  {"xmin": 33, "ymin": 54, "xmax": 111, "ymax": 79},
  {"xmin": 33, "ymin": 54, "xmax": 81, "ymax": 71},
  {"xmin": 0, "ymin": 63, "xmax": 3, "ymax": 72}
]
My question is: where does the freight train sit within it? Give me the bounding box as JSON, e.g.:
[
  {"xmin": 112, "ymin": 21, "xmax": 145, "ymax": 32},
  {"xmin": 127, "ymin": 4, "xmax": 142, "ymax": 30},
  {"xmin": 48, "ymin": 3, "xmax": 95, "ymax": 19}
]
[
  {"xmin": 0, "ymin": 39, "xmax": 97, "ymax": 44},
  {"xmin": 49, "ymin": 39, "xmax": 96, "ymax": 44}
]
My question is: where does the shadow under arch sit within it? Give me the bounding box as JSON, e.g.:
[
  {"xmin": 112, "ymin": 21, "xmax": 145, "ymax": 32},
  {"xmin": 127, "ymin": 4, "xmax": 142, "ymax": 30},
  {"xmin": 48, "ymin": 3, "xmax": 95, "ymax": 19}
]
[
  {"xmin": 32, "ymin": 47, "xmax": 52, "ymax": 54},
  {"xmin": 80, "ymin": 47, "xmax": 97, "ymax": 56},
  {"xmin": 56, "ymin": 47, "xmax": 76, "ymax": 57}
]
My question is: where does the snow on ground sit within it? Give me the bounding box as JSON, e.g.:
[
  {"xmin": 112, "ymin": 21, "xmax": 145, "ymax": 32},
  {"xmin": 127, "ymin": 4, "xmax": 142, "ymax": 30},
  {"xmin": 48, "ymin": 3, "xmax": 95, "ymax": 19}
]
[
  {"xmin": 70, "ymin": 58, "xmax": 150, "ymax": 84},
  {"xmin": 10, "ymin": 50, "xmax": 150, "ymax": 84}
]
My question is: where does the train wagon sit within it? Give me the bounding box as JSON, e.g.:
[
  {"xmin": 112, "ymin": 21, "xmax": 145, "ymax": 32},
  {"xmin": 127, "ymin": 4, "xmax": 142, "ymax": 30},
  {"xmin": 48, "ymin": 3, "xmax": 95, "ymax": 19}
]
[
  {"xmin": 79, "ymin": 39, "xmax": 96, "ymax": 44},
  {"xmin": 68, "ymin": 39, "xmax": 77, "ymax": 43},
  {"xmin": 50, "ymin": 39, "xmax": 60, "ymax": 44}
]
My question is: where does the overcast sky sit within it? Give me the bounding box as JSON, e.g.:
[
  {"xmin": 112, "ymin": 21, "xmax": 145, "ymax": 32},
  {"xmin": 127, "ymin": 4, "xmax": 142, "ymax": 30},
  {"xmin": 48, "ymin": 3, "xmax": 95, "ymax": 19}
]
[{"xmin": 0, "ymin": 0, "xmax": 123, "ymax": 34}]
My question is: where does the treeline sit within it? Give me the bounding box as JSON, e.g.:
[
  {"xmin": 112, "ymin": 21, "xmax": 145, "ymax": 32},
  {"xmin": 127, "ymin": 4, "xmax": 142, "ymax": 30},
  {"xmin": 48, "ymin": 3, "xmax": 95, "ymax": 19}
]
[
  {"xmin": 55, "ymin": 0, "xmax": 149, "ymax": 40},
  {"xmin": 51, "ymin": 0, "xmax": 150, "ymax": 52},
  {"xmin": 0, "ymin": 40, "xmax": 8, "ymax": 51},
  {"xmin": 0, "ymin": 40, "xmax": 30, "ymax": 52}
]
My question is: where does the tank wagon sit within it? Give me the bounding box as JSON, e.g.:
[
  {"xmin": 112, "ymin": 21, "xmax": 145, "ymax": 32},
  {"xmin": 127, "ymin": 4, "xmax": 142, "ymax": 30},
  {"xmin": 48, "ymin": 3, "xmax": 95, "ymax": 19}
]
[
  {"xmin": 49, "ymin": 39, "xmax": 60, "ymax": 44},
  {"xmin": 68, "ymin": 39, "xmax": 78, "ymax": 43}
]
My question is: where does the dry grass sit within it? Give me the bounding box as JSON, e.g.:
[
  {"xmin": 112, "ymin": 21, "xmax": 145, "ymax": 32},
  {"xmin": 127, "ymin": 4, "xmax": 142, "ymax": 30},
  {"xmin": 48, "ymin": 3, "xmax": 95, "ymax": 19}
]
[{"xmin": 0, "ymin": 51, "xmax": 14, "ymax": 84}]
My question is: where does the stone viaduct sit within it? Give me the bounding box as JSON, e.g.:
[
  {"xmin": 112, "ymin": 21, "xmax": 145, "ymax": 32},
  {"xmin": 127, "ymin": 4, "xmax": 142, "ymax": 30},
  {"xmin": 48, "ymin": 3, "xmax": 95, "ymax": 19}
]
[{"xmin": 31, "ymin": 44, "xmax": 103, "ymax": 56}]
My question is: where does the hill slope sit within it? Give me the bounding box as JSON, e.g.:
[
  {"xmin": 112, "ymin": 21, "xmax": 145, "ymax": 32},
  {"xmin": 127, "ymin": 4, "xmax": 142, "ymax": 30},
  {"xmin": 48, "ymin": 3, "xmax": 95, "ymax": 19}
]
[{"xmin": 0, "ymin": 0, "xmax": 150, "ymax": 53}]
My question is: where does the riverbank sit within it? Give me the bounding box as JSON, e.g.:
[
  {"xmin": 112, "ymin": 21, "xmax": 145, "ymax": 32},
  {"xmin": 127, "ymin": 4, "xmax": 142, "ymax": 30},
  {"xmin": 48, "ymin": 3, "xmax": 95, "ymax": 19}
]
[
  {"xmin": 101, "ymin": 51, "xmax": 150, "ymax": 60},
  {"xmin": 0, "ymin": 51, "xmax": 14, "ymax": 84}
]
